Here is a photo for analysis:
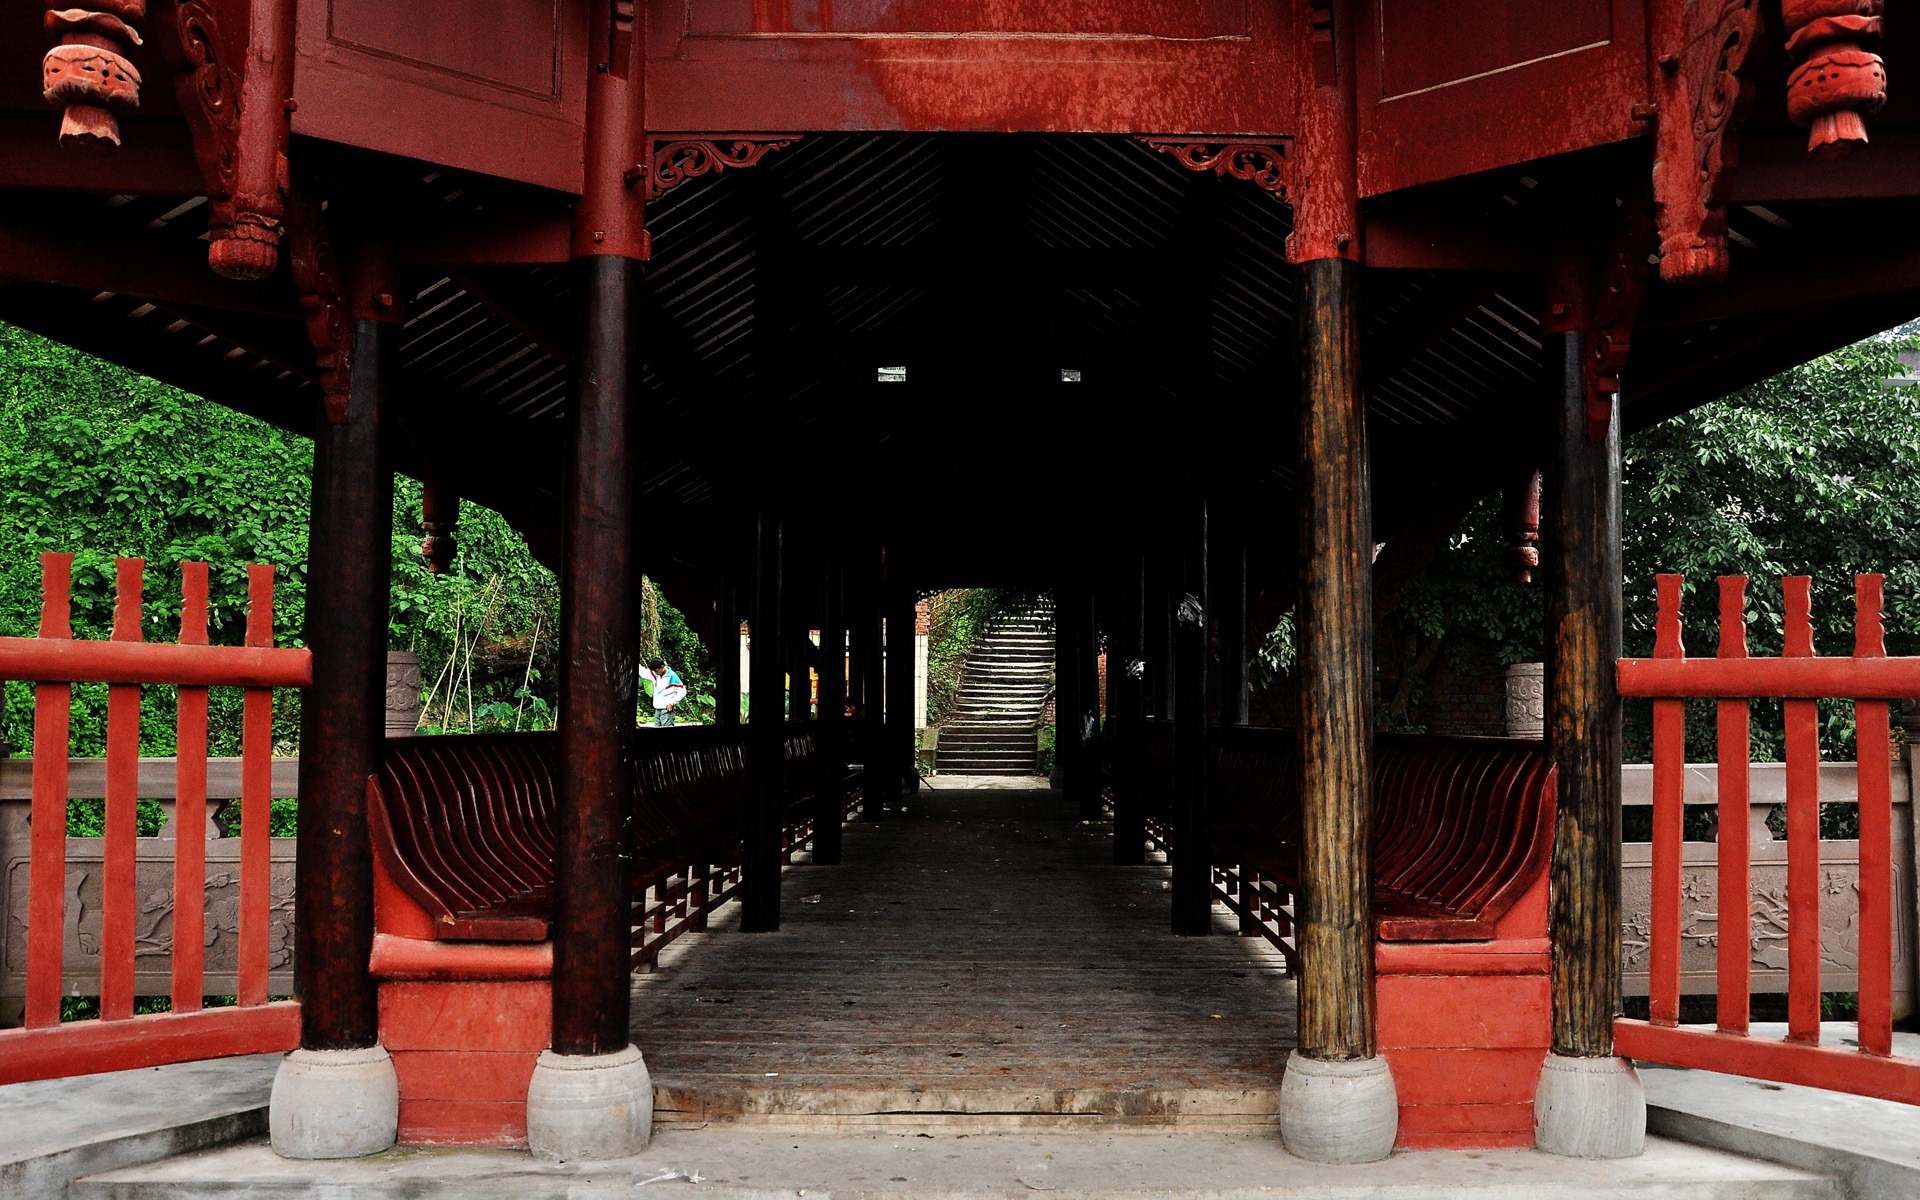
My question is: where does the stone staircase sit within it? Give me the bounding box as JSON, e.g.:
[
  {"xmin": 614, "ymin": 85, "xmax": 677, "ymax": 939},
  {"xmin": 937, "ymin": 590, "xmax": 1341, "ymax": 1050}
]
[{"xmin": 934, "ymin": 608, "xmax": 1053, "ymax": 776}]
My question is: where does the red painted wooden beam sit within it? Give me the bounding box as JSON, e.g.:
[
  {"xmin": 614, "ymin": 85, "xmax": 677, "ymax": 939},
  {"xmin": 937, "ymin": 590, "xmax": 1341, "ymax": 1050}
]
[
  {"xmin": 0, "ymin": 1002, "xmax": 301, "ymax": 1087},
  {"xmin": 1617, "ymin": 655, "xmax": 1920, "ymax": 700},
  {"xmin": 1616, "ymin": 1020, "xmax": 1920, "ymax": 1105},
  {"xmin": 0, "ymin": 638, "xmax": 312, "ymax": 688}
]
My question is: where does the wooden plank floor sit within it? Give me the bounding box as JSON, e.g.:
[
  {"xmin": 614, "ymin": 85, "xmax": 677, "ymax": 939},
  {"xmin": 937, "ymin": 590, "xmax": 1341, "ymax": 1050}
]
[{"xmin": 632, "ymin": 785, "xmax": 1296, "ymax": 1131}]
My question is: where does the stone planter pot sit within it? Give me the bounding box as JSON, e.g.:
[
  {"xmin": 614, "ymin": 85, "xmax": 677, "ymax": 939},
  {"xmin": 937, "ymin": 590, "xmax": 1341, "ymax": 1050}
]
[{"xmin": 386, "ymin": 650, "xmax": 422, "ymax": 739}]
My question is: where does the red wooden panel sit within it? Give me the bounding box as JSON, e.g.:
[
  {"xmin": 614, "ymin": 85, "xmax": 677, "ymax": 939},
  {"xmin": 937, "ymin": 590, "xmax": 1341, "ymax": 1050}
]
[
  {"xmin": 0, "ymin": 1002, "xmax": 301, "ymax": 1086},
  {"xmin": 99, "ymin": 558, "xmax": 144, "ymax": 1023},
  {"xmin": 391, "ymin": 1049, "xmax": 540, "ymax": 1101},
  {"xmin": 293, "ymin": 0, "xmax": 589, "ymax": 193},
  {"xmin": 378, "ymin": 980, "xmax": 553, "ymax": 1052},
  {"xmin": 172, "ymin": 562, "xmax": 211, "ymax": 1014},
  {"xmin": 649, "ymin": 1, "xmax": 1293, "ymax": 137},
  {"xmin": 396, "ymin": 1099, "xmax": 528, "ymax": 1148},
  {"xmin": 23, "ymin": 554, "xmax": 72, "ymax": 1029},
  {"xmin": 238, "ymin": 566, "xmax": 276, "ymax": 1007},
  {"xmin": 1377, "ymin": 974, "xmax": 1549, "ymax": 1050},
  {"xmin": 1395, "ymin": 1100, "xmax": 1535, "ymax": 1142},
  {"xmin": 1357, "ymin": 0, "xmax": 1646, "ymax": 196},
  {"xmin": 1616, "ymin": 1020, "xmax": 1920, "ymax": 1105},
  {"xmin": 688, "ymin": 0, "xmax": 1248, "ymax": 37},
  {"xmin": 1716, "ymin": 576, "xmax": 1752, "ymax": 1034},
  {"xmin": 1853, "ymin": 575, "xmax": 1894, "ymax": 1057},
  {"xmin": 1781, "ymin": 576, "xmax": 1821, "ymax": 1045},
  {"xmin": 1378, "ymin": 1047, "xmax": 1545, "ymax": 1105},
  {"xmin": 328, "ymin": 0, "xmax": 564, "ymax": 95},
  {"xmin": 1376, "ymin": 0, "xmax": 1609, "ymax": 99},
  {"xmin": 1650, "ymin": 574, "xmax": 1684, "ymax": 1025}
]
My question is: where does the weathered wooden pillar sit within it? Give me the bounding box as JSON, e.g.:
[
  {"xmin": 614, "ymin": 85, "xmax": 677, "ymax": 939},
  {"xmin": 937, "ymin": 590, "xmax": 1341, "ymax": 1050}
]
[
  {"xmin": 1057, "ymin": 583, "xmax": 1100, "ymax": 815},
  {"xmin": 885, "ymin": 580, "xmax": 917, "ymax": 805},
  {"xmin": 858, "ymin": 555, "xmax": 892, "ymax": 818},
  {"xmin": 1277, "ymin": 0, "xmax": 1397, "ymax": 1164},
  {"xmin": 272, "ymin": 243, "xmax": 401, "ymax": 1160},
  {"xmin": 716, "ymin": 540, "xmax": 741, "ymax": 728},
  {"xmin": 1219, "ymin": 519, "xmax": 1250, "ymax": 727},
  {"xmin": 743, "ymin": 509, "xmax": 785, "ymax": 931},
  {"xmin": 524, "ymin": 0, "xmax": 652, "ymax": 1161},
  {"xmin": 1110, "ymin": 552, "xmax": 1147, "ymax": 865},
  {"xmin": 1534, "ymin": 268, "xmax": 1645, "ymax": 1158},
  {"xmin": 1171, "ymin": 497, "xmax": 1212, "ymax": 935},
  {"xmin": 815, "ymin": 562, "xmax": 847, "ymax": 864}
]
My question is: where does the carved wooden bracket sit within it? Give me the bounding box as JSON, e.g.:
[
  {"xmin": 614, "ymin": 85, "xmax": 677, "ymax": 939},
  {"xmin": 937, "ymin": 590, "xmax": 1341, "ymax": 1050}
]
[
  {"xmin": 1137, "ymin": 138, "xmax": 1292, "ymax": 202},
  {"xmin": 284, "ymin": 188, "xmax": 350, "ymax": 424},
  {"xmin": 1650, "ymin": 0, "xmax": 1765, "ymax": 288},
  {"xmin": 1782, "ymin": 0, "xmax": 1886, "ymax": 157},
  {"xmin": 157, "ymin": 0, "xmax": 294, "ymax": 281},
  {"xmin": 42, "ymin": 0, "xmax": 146, "ymax": 148},
  {"xmin": 635, "ymin": 136, "xmax": 802, "ymax": 202}
]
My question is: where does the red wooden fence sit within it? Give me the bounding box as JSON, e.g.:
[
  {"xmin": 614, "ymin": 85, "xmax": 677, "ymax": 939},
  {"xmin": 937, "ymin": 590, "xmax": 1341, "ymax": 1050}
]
[
  {"xmin": 0, "ymin": 553, "xmax": 309, "ymax": 1084},
  {"xmin": 1614, "ymin": 573, "xmax": 1920, "ymax": 1105}
]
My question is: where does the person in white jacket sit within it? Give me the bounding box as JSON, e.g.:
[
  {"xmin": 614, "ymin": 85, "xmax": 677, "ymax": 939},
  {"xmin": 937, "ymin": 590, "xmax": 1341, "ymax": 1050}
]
[{"xmin": 641, "ymin": 657, "xmax": 687, "ymax": 726}]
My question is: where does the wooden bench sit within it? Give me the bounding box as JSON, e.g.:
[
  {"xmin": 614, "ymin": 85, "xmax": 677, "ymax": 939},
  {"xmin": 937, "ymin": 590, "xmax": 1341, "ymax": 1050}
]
[
  {"xmin": 1135, "ymin": 723, "xmax": 1556, "ymax": 1150},
  {"xmin": 365, "ymin": 725, "xmax": 821, "ymax": 1147}
]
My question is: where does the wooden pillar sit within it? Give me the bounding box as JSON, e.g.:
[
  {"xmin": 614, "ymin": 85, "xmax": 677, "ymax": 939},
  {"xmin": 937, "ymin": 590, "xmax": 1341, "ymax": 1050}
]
[
  {"xmin": 293, "ymin": 256, "xmax": 395, "ymax": 1056},
  {"xmin": 885, "ymin": 581, "xmax": 917, "ymax": 804},
  {"xmin": 272, "ymin": 242, "xmax": 405, "ymax": 1160},
  {"xmin": 1220, "ymin": 519, "xmax": 1250, "ymax": 727},
  {"xmin": 1055, "ymin": 587, "xmax": 1080, "ymax": 799},
  {"xmin": 815, "ymin": 562, "xmax": 846, "ymax": 864},
  {"xmin": 1295, "ymin": 255, "xmax": 1374, "ymax": 1059},
  {"xmin": 716, "ymin": 539, "xmax": 741, "ymax": 728},
  {"xmin": 854, "ymin": 556, "xmax": 889, "ymax": 817},
  {"xmin": 743, "ymin": 509, "xmax": 785, "ymax": 931},
  {"xmin": 1171, "ymin": 497, "xmax": 1212, "ymax": 935},
  {"xmin": 786, "ymin": 580, "xmax": 811, "ymax": 723},
  {"xmin": 1111, "ymin": 552, "xmax": 1147, "ymax": 865},
  {"xmin": 552, "ymin": 251, "xmax": 639, "ymax": 1058}
]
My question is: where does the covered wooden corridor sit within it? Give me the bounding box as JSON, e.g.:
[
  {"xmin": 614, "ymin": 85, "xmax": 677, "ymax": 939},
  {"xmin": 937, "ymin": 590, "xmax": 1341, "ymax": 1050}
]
[{"xmin": 637, "ymin": 783, "xmax": 1295, "ymax": 1130}]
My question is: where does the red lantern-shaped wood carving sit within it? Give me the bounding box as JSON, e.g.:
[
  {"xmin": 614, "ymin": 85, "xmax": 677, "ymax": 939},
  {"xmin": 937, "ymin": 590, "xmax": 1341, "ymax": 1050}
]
[
  {"xmin": 1783, "ymin": 0, "xmax": 1888, "ymax": 156},
  {"xmin": 42, "ymin": 1, "xmax": 145, "ymax": 147}
]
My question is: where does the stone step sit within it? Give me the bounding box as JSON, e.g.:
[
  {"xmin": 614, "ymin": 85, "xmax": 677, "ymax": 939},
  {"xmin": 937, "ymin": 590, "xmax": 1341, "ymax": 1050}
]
[
  {"xmin": 2, "ymin": 1054, "xmax": 278, "ymax": 1200},
  {"xmin": 73, "ymin": 1132, "xmax": 1844, "ymax": 1198}
]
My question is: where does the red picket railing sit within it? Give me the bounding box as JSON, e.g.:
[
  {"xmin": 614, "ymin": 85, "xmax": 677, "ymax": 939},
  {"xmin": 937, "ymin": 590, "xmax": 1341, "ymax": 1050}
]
[
  {"xmin": 0, "ymin": 553, "xmax": 309, "ymax": 1084},
  {"xmin": 1614, "ymin": 573, "xmax": 1920, "ymax": 1104}
]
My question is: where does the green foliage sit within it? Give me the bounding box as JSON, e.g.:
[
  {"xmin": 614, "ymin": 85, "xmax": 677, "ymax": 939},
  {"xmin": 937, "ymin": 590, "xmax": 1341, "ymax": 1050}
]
[
  {"xmin": 1379, "ymin": 331, "xmax": 1920, "ymax": 761},
  {"xmin": 924, "ymin": 588, "xmax": 1040, "ymax": 723}
]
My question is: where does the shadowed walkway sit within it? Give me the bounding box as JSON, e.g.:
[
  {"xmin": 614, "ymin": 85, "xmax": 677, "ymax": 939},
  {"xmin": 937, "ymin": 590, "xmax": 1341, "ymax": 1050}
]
[{"xmin": 631, "ymin": 784, "xmax": 1297, "ymax": 1130}]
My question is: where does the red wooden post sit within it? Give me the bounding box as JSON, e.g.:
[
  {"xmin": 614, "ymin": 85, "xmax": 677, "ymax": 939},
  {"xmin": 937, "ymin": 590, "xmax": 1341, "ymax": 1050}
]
[
  {"xmin": 173, "ymin": 562, "xmax": 211, "ymax": 1013},
  {"xmin": 100, "ymin": 557, "xmax": 144, "ymax": 1022},
  {"xmin": 1853, "ymin": 575, "xmax": 1893, "ymax": 1057},
  {"xmin": 1781, "ymin": 576, "xmax": 1821, "ymax": 1044},
  {"xmin": 238, "ymin": 565, "xmax": 275, "ymax": 1007},
  {"xmin": 1648, "ymin": 574, "xmax": 1684, "ymax": 1026},
  {"xmin": 1716, "ymin": 575, "xmax": 1752, "ymax": 1034},
  {"xmin": 25, "ymin": 553, "xmax": 73, "ymax": 1029}
]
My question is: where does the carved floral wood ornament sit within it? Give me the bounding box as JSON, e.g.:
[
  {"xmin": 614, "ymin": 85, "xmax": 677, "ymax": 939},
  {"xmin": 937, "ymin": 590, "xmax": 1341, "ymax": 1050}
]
[
  {"xmin": 1138, "ymin": 139, "xmax": 1292, "ymax": 202},
  {"xmin": 1782, "ymin": 0, "xmax": 1888, "ymax": 156},
  {"xmin": 41, "ymin": 0, "xmax": 146, "ymax": 147},
  {"xmin": 1651, "ymin": 0, "xmax": 1765, "ymax": 288}
]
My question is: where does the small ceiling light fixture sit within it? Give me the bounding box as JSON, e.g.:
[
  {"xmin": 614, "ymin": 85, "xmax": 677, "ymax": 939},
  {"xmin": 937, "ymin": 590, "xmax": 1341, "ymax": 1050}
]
[
  {"xmin": 1060, "ymin": 368, "xmax": 1082, "ymax": 382},
  {"xmin": 878, "ymin": 365, "xmax": 907, "ymax": 383}
]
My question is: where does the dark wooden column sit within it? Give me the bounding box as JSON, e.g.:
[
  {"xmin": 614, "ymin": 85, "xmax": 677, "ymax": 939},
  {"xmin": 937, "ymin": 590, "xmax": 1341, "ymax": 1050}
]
[
  {"xmin": 715, "ymin": 540, "xmax": 741, "ymax": 728},
  {"xmin": 551, "ymin": 252, "xmax": 640, "ymax": 1057},
  {"xmin": 1111, "ymin": 552, "xmax": 1148, "ymax": 865},
  {"xmin": 859, "ymin": 555, "xmax": 892, "ymax": 817},
  {"xmin": 885, "ymin": 583, "xmax": 917, "ymax": 803},
  {"xmin": 1171, "ymin": 497, "xmax": 1212, "ymax": 935},
  {"xmin": 815, "ymin": 562, "xmax": 846, "ymax": 864},
  {"xmin": 1296, "ymin": 256, "xmax": 1375, "ymax": 1061},
  {"xmin": 1219, "ymin": 519, "xmax": 1250, "ymax": 727},
  {"xmin": 293, "ymin": 258, "xmax": 395, "ymax": 1054},
  {"xmin": 1544, "ymin": 325, "xmax": 1625, "ymax": 1060},
  {"xmin": 743, "ymin": 510, "xmax": 785, "ymax": 931}
]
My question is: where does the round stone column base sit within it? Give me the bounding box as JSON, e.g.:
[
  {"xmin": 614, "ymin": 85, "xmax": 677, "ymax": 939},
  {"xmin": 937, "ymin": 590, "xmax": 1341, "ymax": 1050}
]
[
  {"xmin": 526, "ymin": 1044, "xmax": 653, "ymax": 1162},
  {"xmin": 1279, "ymin": 1052, "xmax": 1399, "ymax": 1164},
  {"xmin": 269, "ymin": 1045, "xmax": 400, "ymax": 1160},
  {"xmin": 1533, "ymin": 1053, "xmax": 1646, "ymax": 1158}
]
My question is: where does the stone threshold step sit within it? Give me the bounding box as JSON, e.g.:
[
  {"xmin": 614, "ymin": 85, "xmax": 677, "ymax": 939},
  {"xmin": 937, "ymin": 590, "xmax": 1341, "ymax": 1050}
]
[{"xmin": 76, "ymin": 1131, "xmax": 1839, "ymax": 1200}]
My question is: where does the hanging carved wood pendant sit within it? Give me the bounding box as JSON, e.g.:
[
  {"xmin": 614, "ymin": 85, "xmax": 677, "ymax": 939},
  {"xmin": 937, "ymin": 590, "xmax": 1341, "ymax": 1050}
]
[
  {"xmin": 1783, "ymin": 0, "xmax": 1887, "ymax": 157},
  {"xmin": 41, "ymin": 1, "xmax": 145, "ymax": 148},
  {"xmin": 1651, "ymin": 0, "xmax": 1764, "ymax": 288}
]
